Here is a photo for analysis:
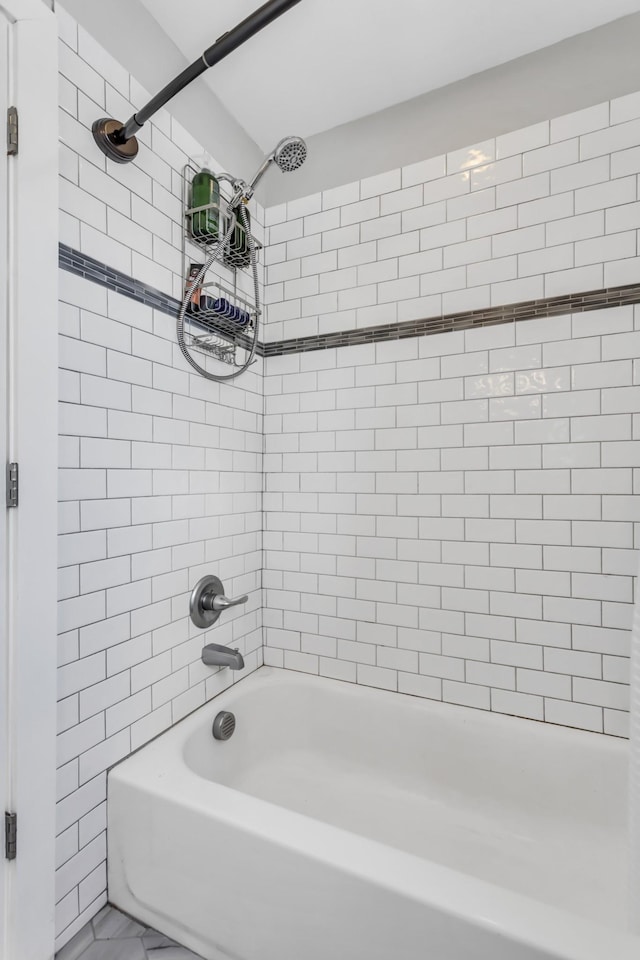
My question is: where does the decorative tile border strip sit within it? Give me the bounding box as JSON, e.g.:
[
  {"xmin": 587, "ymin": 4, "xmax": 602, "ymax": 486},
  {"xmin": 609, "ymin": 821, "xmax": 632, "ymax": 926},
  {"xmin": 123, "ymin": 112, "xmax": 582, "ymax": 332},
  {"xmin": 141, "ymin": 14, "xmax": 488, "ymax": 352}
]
[
  {"xmin": 59, "ymin": 245, "xmax": 640, "ymax": 360},
  {"xmin": 262, "ymin": 282, "xmax": 640, "ymax": 357},
  {"xmin": 59, "ymin": 243, "xmax": 181, "ymax": 317},
  {"xmin": 58, "ymin": 244, "xmax": 258, "ymax": 354}
]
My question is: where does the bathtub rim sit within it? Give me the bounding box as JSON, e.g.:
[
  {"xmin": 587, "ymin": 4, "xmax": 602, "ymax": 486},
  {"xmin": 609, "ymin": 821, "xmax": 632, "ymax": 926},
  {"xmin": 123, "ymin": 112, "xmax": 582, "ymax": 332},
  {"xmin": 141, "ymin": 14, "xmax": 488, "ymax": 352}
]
[{"xmin": 124, "ymin": 665, "xmax": 629, "ymax": 765}]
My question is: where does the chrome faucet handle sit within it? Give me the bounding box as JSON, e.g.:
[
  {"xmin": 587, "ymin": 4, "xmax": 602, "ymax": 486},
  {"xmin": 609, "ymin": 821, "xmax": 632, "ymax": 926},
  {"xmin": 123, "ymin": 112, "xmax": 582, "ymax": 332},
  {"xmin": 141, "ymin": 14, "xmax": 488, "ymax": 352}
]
[
  {"xmin": 190, "ymin": 575, "xmax": 248, "ymax": 629},
  {"xmin": 203, "ymin": 592, "xmax": 249, "ymax": 612}
]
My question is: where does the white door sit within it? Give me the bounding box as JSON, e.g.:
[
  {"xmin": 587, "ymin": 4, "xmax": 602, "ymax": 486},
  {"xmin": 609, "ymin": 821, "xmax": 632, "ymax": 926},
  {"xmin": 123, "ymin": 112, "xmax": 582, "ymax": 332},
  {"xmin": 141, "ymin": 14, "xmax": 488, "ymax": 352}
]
[
  {"xmin": 0, "ymin": 4, "xmax": 57, "ymax": 957},
  {"xmin": 0, "ymin": 11, "xmax": 10, "ymax": 958}
]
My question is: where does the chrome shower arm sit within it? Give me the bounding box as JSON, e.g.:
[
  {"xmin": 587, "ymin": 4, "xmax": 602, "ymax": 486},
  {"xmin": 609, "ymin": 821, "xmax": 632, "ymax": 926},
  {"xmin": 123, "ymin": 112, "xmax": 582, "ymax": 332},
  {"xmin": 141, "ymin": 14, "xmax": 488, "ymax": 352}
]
[
  {"xmin": 92, "ymin": 0, "xmax": 304, "ymax": 164},
  {"xmin": 216, "ymin": 172, "xmax": 241, "ymax": 186},
  {"xmin": 247, "ymin": 153, "xmax": 276, "ymax": 194}
]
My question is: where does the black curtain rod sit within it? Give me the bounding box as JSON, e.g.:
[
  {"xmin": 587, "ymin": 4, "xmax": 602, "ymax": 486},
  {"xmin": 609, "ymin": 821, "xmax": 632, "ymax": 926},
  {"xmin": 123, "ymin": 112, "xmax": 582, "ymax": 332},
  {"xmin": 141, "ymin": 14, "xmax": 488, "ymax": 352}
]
[{"xmin": 92, "ymin": 0, "xmax": 304, "ymax": 164}]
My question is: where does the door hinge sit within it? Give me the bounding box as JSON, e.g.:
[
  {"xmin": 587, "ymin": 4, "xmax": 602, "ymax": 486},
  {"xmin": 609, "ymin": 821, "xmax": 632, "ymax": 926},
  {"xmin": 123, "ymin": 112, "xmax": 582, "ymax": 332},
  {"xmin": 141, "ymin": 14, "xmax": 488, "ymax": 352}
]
[
  {"xmin": 6, "ymin": 462, "xmax": 18, "ymax": 508},
  {"xmin": 7, "ymin": 106, "xmax": 18, "ymax": 156},
  {"xmin": 5, "ymin": 813, "xmax": 16, "ymax": 860}
]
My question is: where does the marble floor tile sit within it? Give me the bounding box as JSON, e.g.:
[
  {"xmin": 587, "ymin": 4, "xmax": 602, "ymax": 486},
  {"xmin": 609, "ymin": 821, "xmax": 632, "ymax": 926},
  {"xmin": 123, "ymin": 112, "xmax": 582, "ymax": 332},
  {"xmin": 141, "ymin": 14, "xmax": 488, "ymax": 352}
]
[
  {"xmin": 76, "ymin": 940, "xmax": 146, "ymax": 960},
  {"xmin": 93, "ymin": 906, "xmax": 146, "ymax": 941},
  {"xmin": 146, "ymin": 948, "xmax": 205, "ymax": 959},
  {"xmin": 56, "ymin": 923, "xmax": 95, "ymax": 960},
  {"xmin": 141, "ymin": 930, "xmax": 181, "ymax": 950},
  {"xmin": 56, "ymin": 905, "xmax": 206, "ymax": 960}
]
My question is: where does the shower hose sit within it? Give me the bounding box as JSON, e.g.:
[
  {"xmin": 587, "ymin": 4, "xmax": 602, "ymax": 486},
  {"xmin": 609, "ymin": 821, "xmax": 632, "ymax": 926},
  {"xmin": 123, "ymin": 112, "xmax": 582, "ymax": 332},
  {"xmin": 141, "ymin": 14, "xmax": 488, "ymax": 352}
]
[{"xmin": 176, "ymin": 202, "xmax": 260, "ymax": 382}]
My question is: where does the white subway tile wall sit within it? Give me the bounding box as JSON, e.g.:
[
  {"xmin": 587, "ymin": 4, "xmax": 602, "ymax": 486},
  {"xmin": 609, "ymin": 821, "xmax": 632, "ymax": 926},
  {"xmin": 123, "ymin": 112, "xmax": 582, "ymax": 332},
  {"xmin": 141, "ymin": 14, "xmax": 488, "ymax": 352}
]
[
  {"xmin": 56, "ymin": 8, "xmax": 264, "ymax": 950},
  {"xmin": 263, "ymin": 306, "xmax": 638, "ymax": 738},
  {"xmin": 263, "ymin": 97, "xmax": 640, "ymax": 341},
  {"xmin": 57, "ymin": 0, "xmax": 640, "ymax": 950}
]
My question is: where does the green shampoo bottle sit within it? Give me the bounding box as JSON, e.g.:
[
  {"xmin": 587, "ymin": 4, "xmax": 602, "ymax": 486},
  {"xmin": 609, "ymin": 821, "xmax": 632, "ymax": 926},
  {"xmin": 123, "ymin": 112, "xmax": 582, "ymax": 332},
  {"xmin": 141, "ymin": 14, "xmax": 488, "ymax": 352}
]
[{"xmin": 190, "ymin": 169, "xmax": 220, "ymax": 242}]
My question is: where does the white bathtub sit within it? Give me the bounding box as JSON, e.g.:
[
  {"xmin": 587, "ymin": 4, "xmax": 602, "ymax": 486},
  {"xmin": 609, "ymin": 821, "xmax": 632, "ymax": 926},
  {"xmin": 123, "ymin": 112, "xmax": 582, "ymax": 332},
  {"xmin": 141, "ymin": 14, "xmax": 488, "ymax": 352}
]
[{"xmin": 108, "ymin": 666, "xmax": 639, "ymax": 960}]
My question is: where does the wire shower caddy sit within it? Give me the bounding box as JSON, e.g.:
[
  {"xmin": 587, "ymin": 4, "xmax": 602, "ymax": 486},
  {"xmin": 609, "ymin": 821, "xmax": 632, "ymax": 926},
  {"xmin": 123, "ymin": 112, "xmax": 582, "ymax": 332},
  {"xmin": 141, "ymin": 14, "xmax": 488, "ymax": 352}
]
[{"xmin": 180, "ymin": 163, "xmax": 262, "ymax": 369}]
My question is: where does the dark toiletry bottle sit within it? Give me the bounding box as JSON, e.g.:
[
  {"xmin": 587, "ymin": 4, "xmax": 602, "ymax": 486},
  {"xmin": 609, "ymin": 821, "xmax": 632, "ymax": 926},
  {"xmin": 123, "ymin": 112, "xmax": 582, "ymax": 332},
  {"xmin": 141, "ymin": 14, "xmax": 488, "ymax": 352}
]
[
  {"xmin": 235, "ymin": 206, "xmax": 252, "ymax": 268},
  {"xmin": 190, "ymin": 169, "xmax": 220, "ymax": 242},
  {"xmin": 226, "ymin": 205, "xmax": 251, "ymax": 268}
]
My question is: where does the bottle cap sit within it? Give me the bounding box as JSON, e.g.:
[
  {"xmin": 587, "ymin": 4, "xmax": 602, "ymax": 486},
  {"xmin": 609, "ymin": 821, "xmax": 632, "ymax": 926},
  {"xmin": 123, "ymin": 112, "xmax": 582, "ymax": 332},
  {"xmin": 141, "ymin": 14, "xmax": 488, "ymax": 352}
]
[{"xmin": 193, "ymin": 151, "xmax": 215, "ymax": 173}]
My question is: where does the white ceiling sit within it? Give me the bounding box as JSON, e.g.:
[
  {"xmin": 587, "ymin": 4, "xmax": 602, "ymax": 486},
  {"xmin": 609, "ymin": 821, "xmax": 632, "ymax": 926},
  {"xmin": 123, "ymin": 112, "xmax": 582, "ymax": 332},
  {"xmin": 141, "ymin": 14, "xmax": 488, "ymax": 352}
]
[{"xmin": 140, "ymin": 0, "xmax": 640, "ymax": 150}]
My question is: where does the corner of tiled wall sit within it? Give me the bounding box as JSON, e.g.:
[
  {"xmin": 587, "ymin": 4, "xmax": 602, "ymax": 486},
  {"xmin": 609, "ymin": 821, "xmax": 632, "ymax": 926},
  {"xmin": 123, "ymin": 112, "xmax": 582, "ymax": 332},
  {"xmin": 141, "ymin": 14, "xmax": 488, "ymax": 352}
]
[
  {"xmin": 56, "ymin": 5, "xmax": 265, "ymax": 950},
  {"xmin": 259, "ymin": 88, "xmax": 640, "ymax": 743}
]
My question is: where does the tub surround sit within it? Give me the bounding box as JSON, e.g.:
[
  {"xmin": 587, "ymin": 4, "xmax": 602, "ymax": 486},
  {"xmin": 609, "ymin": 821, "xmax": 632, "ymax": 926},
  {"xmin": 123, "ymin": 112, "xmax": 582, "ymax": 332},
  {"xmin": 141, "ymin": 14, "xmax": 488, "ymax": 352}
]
[
  {"xmin": 56, "ymin": 6, "xmax": 264, "ymax": 949},
  {"xmin": 55, "ymin": 2, "xmax": 640, "ymax": 952},
  {"xmin": 263, "ymin": 302, "xmax": 638, "ymax": 736},
  {"xmin": 261, "ymin": 91, "xmax": 640, "ymax": 738}
]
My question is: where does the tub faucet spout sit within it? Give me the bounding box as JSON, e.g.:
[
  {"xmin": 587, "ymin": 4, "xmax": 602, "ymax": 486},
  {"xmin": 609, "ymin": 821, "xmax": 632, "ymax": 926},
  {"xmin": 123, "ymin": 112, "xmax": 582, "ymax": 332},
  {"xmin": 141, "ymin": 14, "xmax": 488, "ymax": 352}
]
[{"xmin": 202, "ymin": 643, "xmax": 245, "ymax": 670}]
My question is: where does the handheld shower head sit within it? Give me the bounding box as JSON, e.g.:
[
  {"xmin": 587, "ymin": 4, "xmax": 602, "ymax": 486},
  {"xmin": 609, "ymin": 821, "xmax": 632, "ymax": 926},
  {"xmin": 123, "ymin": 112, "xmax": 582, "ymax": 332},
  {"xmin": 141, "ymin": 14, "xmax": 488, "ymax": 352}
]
[
  {"xmin": 246, "ymin": 135, "xmax": 307, "ymax": 195},
  {"xmin": 273, "ymin": 136, "xmax": 307, "ymax": 172}
]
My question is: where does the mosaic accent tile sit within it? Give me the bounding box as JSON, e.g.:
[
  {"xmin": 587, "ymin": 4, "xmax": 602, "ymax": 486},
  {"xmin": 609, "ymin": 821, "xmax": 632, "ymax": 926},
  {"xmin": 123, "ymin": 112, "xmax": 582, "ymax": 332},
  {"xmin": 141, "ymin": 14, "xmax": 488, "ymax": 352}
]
[
  {"xmin": 261, "ymin": 282, "xmax": 640, "ymax": 355},
  {"xmin": 58, "ymin": 244, "xmax": 256, "ymax": 354},
  {"xmin": 59, "ymin": 244, "xmax": 640, "ymax": 359},
  {"xmin": 58, "ymin": 245, "xmax": 181, "ymax": 319}
]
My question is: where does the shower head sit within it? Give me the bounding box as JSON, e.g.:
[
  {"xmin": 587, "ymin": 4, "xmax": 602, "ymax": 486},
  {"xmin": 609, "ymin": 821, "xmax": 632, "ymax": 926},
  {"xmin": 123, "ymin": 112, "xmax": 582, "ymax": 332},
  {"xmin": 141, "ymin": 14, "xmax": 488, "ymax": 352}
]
[
  {"xmin": 273, "ymin": 136, "xmax": 307, "ymax": 172},
  {"xmin": 247, "ymin": 136, "xmax": 307, "ymax": 194}
]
